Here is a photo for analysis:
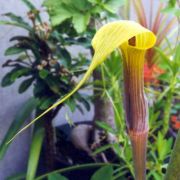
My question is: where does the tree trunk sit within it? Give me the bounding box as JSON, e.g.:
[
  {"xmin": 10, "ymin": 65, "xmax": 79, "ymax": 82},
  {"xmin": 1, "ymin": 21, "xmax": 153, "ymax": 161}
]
[
  {"xmin": 44, "ymin": 111, "xmax": 55, "ymax": 172},
  {"xmin": 93, "ymin": 69, "xmax": 115, "ymax": 128},
  {"xmin": 36, "ymin": 109, "xmax": 56, "ymax": 172}
]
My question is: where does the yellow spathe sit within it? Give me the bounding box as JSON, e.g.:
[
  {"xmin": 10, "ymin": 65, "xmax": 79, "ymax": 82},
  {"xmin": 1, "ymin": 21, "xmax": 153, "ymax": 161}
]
[{"xmin": 8, "ymin": 20, "xmax": 156, "ymax": 143}]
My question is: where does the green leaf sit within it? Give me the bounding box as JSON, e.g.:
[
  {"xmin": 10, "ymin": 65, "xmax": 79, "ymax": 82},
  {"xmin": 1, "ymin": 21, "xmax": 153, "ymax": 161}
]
[
  {"xmin": 162, "ymin": 7, "xmax": 180, "ymax": 16},
  {"xmin": 38, "ymin": 97, "xmax": 57, "ymax": 110},
  {"xmin": 39, "ymin": 69, "xmax": 49, "ymax": 79},
  {"xmin": 95, "ymin": 121, "xmax": 116, "ymax": 134},
  {"xmin": 91, "ymin": 165, "xmax": 113, "ymax": 180},
  {"xmin": 103, "ymin": 0, "xmax": 126, "ymax": 14},
  {"xmin": 18, "ymin": 77, "xmax": 34, "ymax": 93},
  {"xmin": 156, "ymin": 132, "xmax": 173, "ymax": 161},
  {"xmin": 44, "ymin": 0, "xmax": 72, "ymax": 26},
  {"xmin": 72, "ymin": 13, "xmax": 90, "ymax": 33},
  {"xmin": 169, "ymin": 0, "xmax": 176, "ymax": 7},
  {"xmin": 65, "ymin": 98, "xmax": 76, "ymax": 112},
  {"xmin": 4, "ymin": 13, "xmax": 24, "ymax": 22},
  {"xmin": 123, "ymin": 143, "xmax": 132, "ymax": 161},
  {"xmin": 0, "ymin": 13, "xmax": 32, "ymax": 31},
  {"xmin": 0, "ymin": 98, "xmax": 37, "ymax": 159},
  {"xmin": 26, "ymin": 127, "xmax": 45, "ymax": 180},
  {"xmin": 21, "ymin": 0, "xmax": 36, "ymax": 9},
  {"xmin": 48, "ymin": 173, "xmax": 68, "ymax": 180},
  {"xmin": 1, "ymin": 70, "xmax": 16, "ymax": 87},
  {"xmin": 44, "ymin": 0, "xmax": 90, "ymax": 32},
  {"xmin": 71, "ymin": 0, "xmax": 91, "ymax": 11},
  {"xmin": 5, "ymin": 45, "xmax": 25, "ymax": 56},
  {"xmin": 58, "ymin": 48, "xmax": 72, "ymax": 67},
  {"xmin": 11, "ymin": 68, "xmax": 30, "ymax": 81},
  {"xmin": 173, "ymin": 44, "xmax": 180, "ymax": 72},
  {"xmin": 92, "ymin": 144, "xmax": 114, "ymax": 155},
  {"xmin": 155, "ymin": 47, "xmax": 173, "ymax": 73},
  {"xmin": 8, "ymin": 36, "xmax": 42, "ymax": 60},
  {"xmin": 45, "ymin": 76, "xmax": 61, "ymax": 94},
  {"xmin": 1, "ymin": 67, "xmax": 30, "ymax": 87}
]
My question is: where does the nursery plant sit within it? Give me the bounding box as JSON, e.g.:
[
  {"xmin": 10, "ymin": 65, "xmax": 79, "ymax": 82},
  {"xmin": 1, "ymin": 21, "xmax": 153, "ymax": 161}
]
[
  {"xmin": 0, "ymin": 0, "xmax": 128, "ymax": 179},
  {"xmin": 0, "ymin": 0, "xmax": 92, "ymax": 179}
]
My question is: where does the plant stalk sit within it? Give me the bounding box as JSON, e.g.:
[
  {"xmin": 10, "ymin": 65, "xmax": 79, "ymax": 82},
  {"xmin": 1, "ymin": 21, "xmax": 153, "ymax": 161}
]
[
  {"xmin": 121, "ymin": 41, "xmax": 148, "ymax": 180},
  {"xmin": 129, "ymin": 131, "xmax": 148, "ymax": 180},
  {"xmin": 36, "ymin": 108, "xmax": 56, "ymax": 172},
  {"xmin": 44, "ymin": 112, "xmax": 55, "ymax": 172}
]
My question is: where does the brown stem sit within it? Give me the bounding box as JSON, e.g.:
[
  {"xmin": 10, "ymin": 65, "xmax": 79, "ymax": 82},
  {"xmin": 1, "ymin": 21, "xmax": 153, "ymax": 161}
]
[
  {"xmin": 129, "ymin": 131, "xmax": 148, "ymax": 180},
  {"xmin": 123, "ymin": 50, "xmax": 148, "ymax": 132},
  {"xmin": 121, "ymin": 42, "xmax": 148, "ymax": 180},
  {"xmin": 44, "ymin": 112, "xmax": 55, "ymax": 172}
]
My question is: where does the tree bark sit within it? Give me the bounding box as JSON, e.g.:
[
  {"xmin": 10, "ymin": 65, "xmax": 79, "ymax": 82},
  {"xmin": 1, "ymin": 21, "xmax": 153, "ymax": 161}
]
[
  {"xmin": 93, "ymin": 69, "xmax": 115, "ymax": 128},
  {"xmin": 44, "ymin": 111, "xmax": 55, "ymax": 172},
  {"xmin": 36, "ymin": 108, "xmax": 56, "ymax": 172}
]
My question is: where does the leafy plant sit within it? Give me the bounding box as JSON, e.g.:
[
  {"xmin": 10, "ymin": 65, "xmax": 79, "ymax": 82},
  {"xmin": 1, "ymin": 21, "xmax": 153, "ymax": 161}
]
[{"xmin": 0, "ymin": 0, "xmax": 91, "ymax": 178}]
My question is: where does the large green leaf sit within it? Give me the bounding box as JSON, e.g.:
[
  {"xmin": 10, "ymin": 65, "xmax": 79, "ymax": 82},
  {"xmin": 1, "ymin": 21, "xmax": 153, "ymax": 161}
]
[
  {"xmin": 43, "ymin": 0, "xmax": 90, "ymax": 32},
  {"xmin": 0, "ymin": 98, "xmax": 37, "ymax": 159},
  {"xmin": 72, "ymin": 13, "xmax": 90, "ymax": 33},
  {"xmin": 26, "ymin": 127, "xmax": 45, "ymax": 180},
  {"xmin": 43, "ymin": 0, "xmax": 72, "ymax": 26},
  {"xmin": 91, "ymin": 165, "xmax": 114, "ymax": 180}
]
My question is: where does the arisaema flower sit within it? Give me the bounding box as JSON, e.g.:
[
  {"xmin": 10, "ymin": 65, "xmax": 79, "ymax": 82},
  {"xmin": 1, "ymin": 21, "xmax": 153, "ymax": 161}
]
[{"xmin": 9, "ymin": 20, "xmax": 156, "ymax": 180}]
